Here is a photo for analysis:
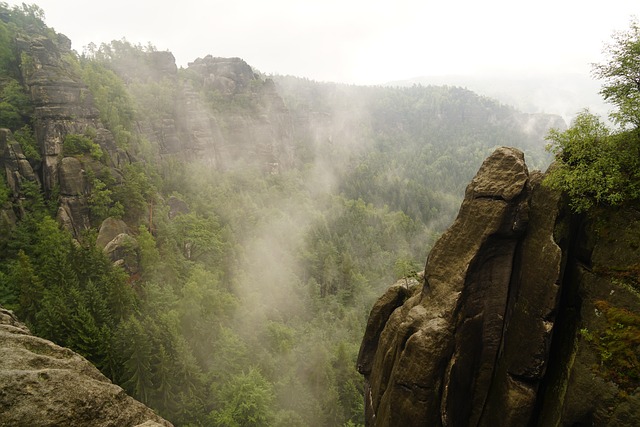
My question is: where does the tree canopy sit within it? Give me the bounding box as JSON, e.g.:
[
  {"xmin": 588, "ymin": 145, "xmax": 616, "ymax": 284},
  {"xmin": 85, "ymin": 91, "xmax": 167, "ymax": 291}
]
[{"xmin": 545, "ymin": 18, "xmax": 640, "ymax": 212}]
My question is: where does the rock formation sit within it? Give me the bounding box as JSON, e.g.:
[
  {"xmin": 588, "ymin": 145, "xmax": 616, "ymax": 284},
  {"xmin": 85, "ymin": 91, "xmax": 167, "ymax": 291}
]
[
  {"xmin": 358, "ymin": 147, "xmax": 640, "ymax": 426},
  {"xmin": 6, "ymin": 29, "xmax": 298, "ymax": 237},
  {"xmin": 96, "ymin": 217, "xmax": 140, "ymax": 274},
  {"xmin": 0, "ymin": 306, "xmax": 172, "ymax": 427},
  {"xmin": 183, "ymin": 56, "xmax": 295, "ymax": 171}
]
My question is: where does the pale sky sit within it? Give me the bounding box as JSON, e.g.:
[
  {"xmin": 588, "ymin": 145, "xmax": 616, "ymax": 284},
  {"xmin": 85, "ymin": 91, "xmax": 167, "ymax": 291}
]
[{"xmin": 6, "ymin": 0, "xmax": 639, "ymax": 85}]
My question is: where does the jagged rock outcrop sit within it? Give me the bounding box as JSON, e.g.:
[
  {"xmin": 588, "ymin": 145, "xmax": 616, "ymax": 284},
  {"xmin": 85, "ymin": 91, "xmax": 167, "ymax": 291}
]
[
  {"xmin": 184, "ymin": 56, "xmax": 295, "ymax": 171},
  {"xmin": 0, "ymin": 306, "xmax": 172, "ymax": 427},
  {"xmin": 358, "ymin": 147, "xmax": 640, "ymax": 426},
  {"xmin": 111, "ymin": 51, "xmax": 295, "ymax": 170},
  {"xmin": 12, "ymin": 33, "xmax": 127, "ymax": 236},
  {"xmin": 17, "ymin": 35, "xmax": 114, "ymax": 189}
]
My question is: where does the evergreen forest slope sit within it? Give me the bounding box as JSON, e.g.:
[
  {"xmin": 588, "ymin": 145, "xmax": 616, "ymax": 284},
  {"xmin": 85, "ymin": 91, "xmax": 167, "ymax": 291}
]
[{"xmin": 0, "ymin": 3, "xmax": 564, "ymax": 425}]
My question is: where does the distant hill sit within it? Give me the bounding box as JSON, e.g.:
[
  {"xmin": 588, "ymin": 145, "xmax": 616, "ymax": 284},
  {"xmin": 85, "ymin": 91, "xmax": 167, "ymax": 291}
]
[{"xmin": 386, "ymin": 72, "xmax": 609, "ymax": 124}]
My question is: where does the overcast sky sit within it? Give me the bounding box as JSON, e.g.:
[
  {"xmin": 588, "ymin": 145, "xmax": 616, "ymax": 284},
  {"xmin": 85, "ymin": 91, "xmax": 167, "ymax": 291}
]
[{"xmin": 7, "ymin": 0, "xmax": 639, "ymax": 85}]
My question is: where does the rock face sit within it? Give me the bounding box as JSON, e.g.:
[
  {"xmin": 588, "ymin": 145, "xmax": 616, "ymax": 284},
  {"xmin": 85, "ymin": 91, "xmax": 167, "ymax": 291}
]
[
  {"xmin": 106, "ymin": 50, "xmax": 295, "ymax": 171},
  {"xmin": 0, "ymin": 306, "xmax": 172, "ymax": 427},
  {"xmin": 358, "ymin": 147, "xmax": 640, "ymax": 426},
  {"xmin": 12, "ymin": 33, "xmax": 126, "ymax": 236},
  {"xmin": 183, "ymin": 56, "xmax": 294, "ymax": 171}
]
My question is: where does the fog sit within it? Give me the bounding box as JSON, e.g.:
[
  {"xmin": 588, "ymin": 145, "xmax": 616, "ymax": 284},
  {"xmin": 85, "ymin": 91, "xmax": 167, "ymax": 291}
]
[
  {"xmin": 10, "ymin": 0, "xmax": 638, "ymax": 87},
  {"xmin": 3, "ymin": 1, "xmax": 637, "ymax": 424}
]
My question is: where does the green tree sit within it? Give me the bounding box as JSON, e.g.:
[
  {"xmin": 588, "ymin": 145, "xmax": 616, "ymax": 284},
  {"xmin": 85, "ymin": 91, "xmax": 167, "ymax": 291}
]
[
  {"xmin": 0, "ymin": 79, "xmax": 32, "ymax": 130},
  {"xmin": 11, "ymin": 250, "xmax": 43, "ymax": 325},
  {"xmin": 545, "ymin": 111, "xmax": 630, "ymax": 212},
  {"xmin": 62, "ymin": 133, "xmax": 103, "ymax": 159},
  {"xmin": 118, "ymin": 316, "xmax": 154, "ymax": 404},
  {"xmin": 545, "ymin": 19, "xmax": 640, "ymax": 212},
  {"xmin": 593, "ymin": 18, "xmax": 640, "ymax": 128},
  {"xmin": 170, "ymin": 212, "xmax": 224, "ymax": 262},
  {"xmin": 87, "ymin": 176, "xmax": 124, "ymax": 223},
  {"xmin": 13, "ymin": 125, "xmax": 40, "ymax": 162},
  {"xmin": 209, "ymin": 368, "xmax": 275, "ymax": 427},
  {"xmin": 393, "ymin": 254, "xmax": 420, "ymax": 289},
  {"xmin": 111, "ymin": 164, "xmax": 157, "ymax": 223},
  {"xmin": 80, "ymin": 60, "xmax": 135, "ymax": 147},
  {"xmin": 0, "ymin": 172, "xmax": 10, "ymax": 207},
  {"xmin": 0, "ymin": 19, "xmax": 15, "ymax": 74}
]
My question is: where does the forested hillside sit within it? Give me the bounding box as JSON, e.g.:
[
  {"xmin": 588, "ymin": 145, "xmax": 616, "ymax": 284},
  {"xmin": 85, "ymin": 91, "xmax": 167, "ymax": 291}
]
[{"xmin": 0, "ymin": 3, "xmax": 563, "ymax": 425}]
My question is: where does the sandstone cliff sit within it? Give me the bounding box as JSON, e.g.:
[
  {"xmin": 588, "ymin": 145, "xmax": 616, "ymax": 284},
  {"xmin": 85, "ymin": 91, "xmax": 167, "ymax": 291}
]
[
  {"xmin": 0, "ymin": 306, "xmax": 172, "ymax": 427},
  {"xmin": 358, "ymin": 147, "xmax": 640, "ymax": 426}
]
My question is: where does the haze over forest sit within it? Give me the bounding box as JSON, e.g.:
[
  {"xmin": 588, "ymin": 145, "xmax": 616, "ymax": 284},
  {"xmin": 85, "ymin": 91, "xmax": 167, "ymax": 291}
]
[
  {"xmin": 6, "ymin": 0, "xmax": 639, "ymax": 120},
  {"xmin": 0, "ymin": 2, "xmax": 638, "ymax": 427}
]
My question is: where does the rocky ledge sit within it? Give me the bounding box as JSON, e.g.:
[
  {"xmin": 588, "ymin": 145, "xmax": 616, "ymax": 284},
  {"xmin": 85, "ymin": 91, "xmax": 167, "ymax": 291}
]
[{"xmin": 0, "ymin": 307, "xmax": 172, "ymax": 427}]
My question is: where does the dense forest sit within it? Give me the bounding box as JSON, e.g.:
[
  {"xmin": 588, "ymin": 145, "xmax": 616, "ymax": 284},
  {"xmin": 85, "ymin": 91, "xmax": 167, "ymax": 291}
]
[{"xmin": 0, "ymin": 3, "xmax": 563, "ymax": 426}]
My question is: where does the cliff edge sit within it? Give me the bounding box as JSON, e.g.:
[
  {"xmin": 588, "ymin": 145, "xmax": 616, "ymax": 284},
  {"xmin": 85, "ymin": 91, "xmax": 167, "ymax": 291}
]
[{"xmin": 0, "ymin": 306, "xmax": 173, "ymax": 427}]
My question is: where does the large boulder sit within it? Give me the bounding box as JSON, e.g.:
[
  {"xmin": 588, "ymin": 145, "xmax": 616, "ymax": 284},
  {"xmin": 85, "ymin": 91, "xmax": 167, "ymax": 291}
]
[
  {"xmin": 58, "ymin": 156, "xmax": 85, "ymax": 196},
  {"xmin": 96, "ymin": 217, "xmax": 131, "ymax": 249},
  {"xmin": 0, "ymin": 307, "xmax": 172, "ymax": 427}
]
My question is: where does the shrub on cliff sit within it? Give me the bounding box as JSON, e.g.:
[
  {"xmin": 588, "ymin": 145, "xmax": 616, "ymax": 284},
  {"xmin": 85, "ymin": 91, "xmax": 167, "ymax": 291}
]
[
  {"xmin": 545, "ymin": 18, "xmax": 640, "ymax": 212},
  {"xmin": 62, "ymin": 133, "xmax": 103, "ymax": 159},
  {"xmin": 545, "ymin": 111, "xmax": 640, "ymax": 212}
]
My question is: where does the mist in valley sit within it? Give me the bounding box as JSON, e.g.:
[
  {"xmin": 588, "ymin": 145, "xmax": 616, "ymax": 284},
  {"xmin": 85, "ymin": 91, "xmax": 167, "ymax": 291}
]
[{"xmin": 1, "ymin": 2, "xmax": 638, "ymax": 426}]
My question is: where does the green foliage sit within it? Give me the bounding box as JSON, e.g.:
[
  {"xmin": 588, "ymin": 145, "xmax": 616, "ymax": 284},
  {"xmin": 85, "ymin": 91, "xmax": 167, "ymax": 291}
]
[
  {"xmin": 0, "ymin": 79, "xmax": 32, "ymax": 130},
  {"xmin": 169, "ymin": 212, "xmax": 224, "ymax": 263},
  {"xmin": 87, "ymin": 176, "xmax": 124, "ymax": 224},
  {"xmin": 544, "ymin": 111, "xmax": 640, "ymax": 212},
  {"xmin": 393, "ymin": 254, "xmax": 421, "ymax": 288},
  {"xmin": 11, "ymin": 249, "xmax": 43, "ymax": 325},
  {"xmin": 15, "ymin": 178, "xmax": 45, "ymax": 216},
  {"xmin": 209, "ymin": 368, "xmax": 275, "ymax": 427},
  {"xmin": 0, "ymin": 3, "xmax": 47, "ymax": 33},
  {"xmin": 62, "ymin": 133, "xmax": 103, "ymax": 159},
  {"xmin": 544, "ymin": 19, "xmax": 640, "ymax": 213},
  {"xmin": 584, "ymin": 300, "xmax": 640, "ymax": 391},
  {"xmin": 13, "ymin": 125, "xmax": 39, "ymax": 161},
  {"xmin": 0, "ymin": 19, "xmax": 15, "ymax": 74},
  {"xmin": 593, "ymin": 18, "xmax": 640, "ymax": 128},
  {"xmin": 111, "ymin": 163, "xmax": 157, "ymax": 224},
  {"xmin": 2, "ymin": 208, "xmax": 137, "ymax": 372},
  {"xmin": 136, "ymin": 225, "xmax": 161, "ymax": 281},
  {"xmin": 80, "ymin": 60, "xmax": 135, "ymax": 147},
  {"xmin": 0, "ymin": 172, "xmax": 9, "ymax": 206},
  {"xmin": 118, "ymin": 316, "xmax": 154, "ymax": 403},
  {"xmin": 302, "ymin": 196, "xmax": 423, "ymax": 299}
]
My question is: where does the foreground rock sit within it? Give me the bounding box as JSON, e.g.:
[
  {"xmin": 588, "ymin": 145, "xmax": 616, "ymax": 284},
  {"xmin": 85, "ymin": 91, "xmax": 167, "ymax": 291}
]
[
  {"xmin": 358, "ymin": 147, "xmax": 640, "ymax": 426},
  {"xmin": 0, "ymin": 307, "xmax": 172, "ymax": 427}
]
